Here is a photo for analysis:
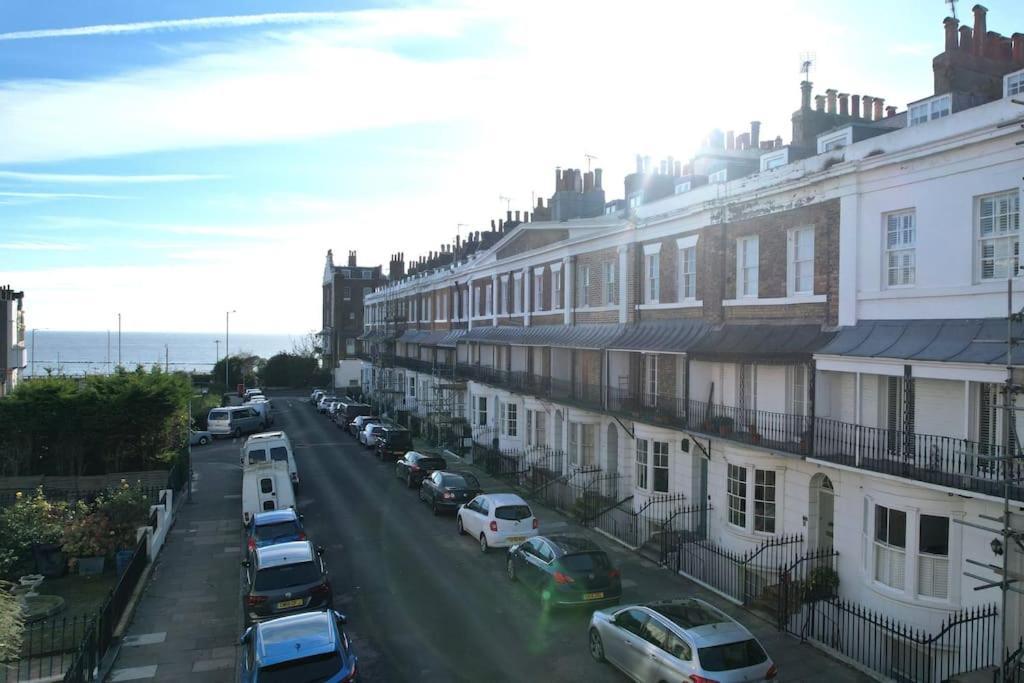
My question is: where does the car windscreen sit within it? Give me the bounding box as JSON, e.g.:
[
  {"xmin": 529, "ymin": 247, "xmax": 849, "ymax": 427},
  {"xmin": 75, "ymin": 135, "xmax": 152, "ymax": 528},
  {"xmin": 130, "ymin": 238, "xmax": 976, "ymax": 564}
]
[
  {"xmin": 559, "ymin": 552, "xmax": 611, "ymax": 573},
  {"xmin": 256, "ymin": 651, "xmax": 343, "ymax": 682},
  {"xmin": 253, "ymin": 561, "xmax": 320, "ymax": 591},
  {"xmin": 419, "ymin": 458, "xmax": 447, "ymax": 471},
  {"xmin": 442, "ymin": 474, "xmax": 479, "ymax": 489},
  {"xmin": 247, "ymin": 449, "xmax": 268, "ymax": 464},
  {"xmin": 209, "ymin": 410, "xmax": 228, "ymax": 421},
  {"xmin": 494, "ymin": 505, "xmax": 532, "ymax": 521},
  {"xmin": 269, "ymin": 446, "xmax": 289, "ymax": 462},
  {"xmin": 254, "ymin": 522, "xmax": 299, "ymax": 543},
  {"xmin": 697, "ymin": 638, "xmax": 768, "ymax": 672}
]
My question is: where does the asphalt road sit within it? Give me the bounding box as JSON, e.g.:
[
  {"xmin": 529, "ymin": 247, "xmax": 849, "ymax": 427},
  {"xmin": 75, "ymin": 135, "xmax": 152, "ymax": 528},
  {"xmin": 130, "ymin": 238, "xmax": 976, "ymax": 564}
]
[{"xmin": 272, "ymin": 392, "xmax": 627, "ymax": 683}]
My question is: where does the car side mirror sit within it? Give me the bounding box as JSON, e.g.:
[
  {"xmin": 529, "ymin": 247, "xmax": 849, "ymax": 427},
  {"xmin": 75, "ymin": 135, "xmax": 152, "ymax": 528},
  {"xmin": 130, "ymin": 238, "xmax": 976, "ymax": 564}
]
[
  {"xmin": 241, "ymin": 559, "xmax": 251, "ymax": 568},
  {"xmin": 239, "ymin": 626, "xmax": 253, "ymax": 644},
  {"xmin": 333, "ymin": 610, "xmax": 348, "ymax": 625},
  {"xmin": 316, "ymin": 545, "xmax": 326, "ymax": 555}
]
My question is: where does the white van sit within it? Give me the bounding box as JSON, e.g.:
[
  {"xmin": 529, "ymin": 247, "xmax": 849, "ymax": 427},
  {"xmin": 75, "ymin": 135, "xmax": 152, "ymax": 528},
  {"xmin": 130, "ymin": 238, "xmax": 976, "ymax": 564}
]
[
  {"xmin": 245, "ymin": 399, "xmax": 273, "ymax": 426},
  {"xmin": 241, "ymin": 431, "xmax": 298, "ymax": 487},
  {"xmin": 242, "ymin": 462, "xmax": 295, "ymax": 525}
]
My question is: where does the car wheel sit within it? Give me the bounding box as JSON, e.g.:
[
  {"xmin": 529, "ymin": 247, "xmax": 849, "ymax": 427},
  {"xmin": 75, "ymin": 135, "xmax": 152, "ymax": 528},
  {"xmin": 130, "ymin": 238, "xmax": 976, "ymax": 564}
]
[
  {"xmin": 588, "ymin": 628, "xmax": 605, "ymax": 662},
  {"xmin": 479, "ymin": 533, "xmax": 489, "ymax": 554},
  {"xmin": 506, "ymin": 557, "xmax": 517, "ymax": 582},
  {"xmin": 198, "ymin": 436, "xmax": 209, "ymax": 445},
  {"xmin": 457, "ymin": 516, "xmax": 466, "ymax": 535}
]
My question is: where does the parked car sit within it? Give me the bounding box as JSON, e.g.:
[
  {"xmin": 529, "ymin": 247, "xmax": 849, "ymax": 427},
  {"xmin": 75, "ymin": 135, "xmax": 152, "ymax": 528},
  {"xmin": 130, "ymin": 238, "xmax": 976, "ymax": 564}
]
[
  {"xmin": 587, "ymin": 598, "xmax": 777, "ymax": 682},
  {"xmin": 374, "ymin": 424, "xmax": 413, "ymax": 461},
  {"xmin": 208, "ymin": 405, "xmax": 266, "ymax": 438},
  {"xmin": 506, "ymin": 534, "xmax": 621, "ymax": 607},
  {"xmin": 239, "ymin": 610, "xmax": 358, "ymax": 683},
  {"xmin": 359, "ymin": 423, "xmax": 384, "ymax": 448},
  {"xmin": 189, "ymin": 429, "xmax": 212, "ymax": 446},
  {"xmin": 317, "ymin": 396, "xmax": 339, "ymax": 414},
  {"xmin": 418, "ymin": 471, "xmax": 482, "ymax": 515},
  {"xmin": 245, "ymin": 398, "xmax": 274, "ymax": 427},
  {"xmin": 457, "ymin": 493, "xmax": 538, "ymax": 553},
  {"xmin": 242, "ymin": 541, "xmax": 332, "ymax": 625},
  {"xmin": 394, "ymin": 451, "xmax": 447, "ymax": 488},
  {"xmin": 246, "ymin": 508, "xmax": 306, "ymax": 552},
  {"xmin": 335, "ymin": 400, "xmax": 374, "ymax": 428},
  {"xmin": 310, "ymin": 389, "xmax": 325, "ymax": 405},
  {"xmin": 347, "ymin": 415, "xmax": 379, "ymax": 437},
  {"xmin": 244, "ymin": 388, "xmax": 264, "ymax": 401}
]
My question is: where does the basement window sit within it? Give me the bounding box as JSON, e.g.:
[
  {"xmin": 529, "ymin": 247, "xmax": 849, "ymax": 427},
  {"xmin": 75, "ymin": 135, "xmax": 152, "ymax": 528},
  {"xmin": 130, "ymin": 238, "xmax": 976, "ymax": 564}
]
[{"xmin": 908, "ymin": 94, "xmax": 950, "ymax": 126}]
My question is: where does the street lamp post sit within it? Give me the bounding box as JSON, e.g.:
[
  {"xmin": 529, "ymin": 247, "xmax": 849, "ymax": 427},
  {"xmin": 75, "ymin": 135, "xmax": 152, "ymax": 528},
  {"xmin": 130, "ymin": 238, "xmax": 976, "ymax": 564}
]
[
  {"xmin": 215, "ymin": 340, "xmax": 220, "ymax": 372},
  {"xmin": 225, "ymin": 310, "xmax": 236, "ymax": 390}
]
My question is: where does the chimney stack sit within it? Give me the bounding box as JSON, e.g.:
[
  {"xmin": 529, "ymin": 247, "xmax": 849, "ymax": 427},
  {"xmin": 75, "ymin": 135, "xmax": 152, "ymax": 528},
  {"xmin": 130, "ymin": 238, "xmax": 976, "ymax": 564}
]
[
  {"xmin": 726, "ymin": 130, "xmax": 735, "ymax": 150},
  {"xmin": 862, "ymin": 96, "xmax": 874, "ymax": 120},
  {"xmin": 506, "ymin": 210, "xmax": 512, "ymax": 224},
  {"xmin": 944, "ymin": 17, "xmax": 960, "ymax": 51},
  {"xmin": 497, "ymin": 219, "xmax": 503, "ymax": 231},
  {"xmin": 800, "ymin": 80, "xmax": 813, "ymax": 110},
  {"xmin": 594, "ymin": 168, "xmax": 603, "ymax": 189},
  {"xmin": 514, "ymin": 210, "xmax": 521, "ymax": 222},
  {"xmin": 555, "ymin": 168, "xmax": 562, "ymax": 190},
  {"xmin": 1014, "ymin": 33, "xmax": 1024, "ymax": 62},
  {"xmin": 674, "ymin": 160, "xmax": 682, "ymax": 176},
  {"xmin": 750, "ymin": 121, "xmax": 761, "ymax": 149},
  {"xmin": 583, "ymin": 171, "xmax": 593, "ymax": 192},
  {"xmin": 736, "ymin": 132, "xmax": 750, "ymax": 150},
  {"xmin": 851, "ymin": 94, "xmax": 861, "ymax": 119},
  {"xmin": 885, "ymin": 105, "xmax": 897, "ymax": 118},
  {"xmin": 825, "ymin": 89, "xmax": 837, "ymax": 114},
  {"xmin": 972, "ymin": 4, "xmax": 987, "ymax": 57},
  {"xmin": 348, "ymin": 250, "xmax": 357, "ymax": 267},
  {"xmin": 814, "ymin": 95, "xmax": 826, "ymax": 111},
  {"xmin": 635, "ymin": 154, "xmax": 643, "ymax": 174},
  {"xmin": 490, "ymin": 219, "xmax": 496, "ymax": 230},
  {"xmin": 838, "ymin": 93, "xmax": 849, "ymax": 117},
  {"xmin": 873, "ymin": 97, "xmax": 885, "ymax": 121},
  {"xmin": 960, "ymin": 25, "xmax": 974, "ymax": 52}
]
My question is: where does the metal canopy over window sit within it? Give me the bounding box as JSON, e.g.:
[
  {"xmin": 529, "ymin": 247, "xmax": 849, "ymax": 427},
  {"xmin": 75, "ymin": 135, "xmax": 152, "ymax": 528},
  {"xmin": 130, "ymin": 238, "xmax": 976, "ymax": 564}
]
[
  {"xmin": 688, "ymin": 324, "xmax": 836, "ymax": 363},
  {"xmin": 818, "ymin": 318, "xmax": 1024, "ymax": 364}
]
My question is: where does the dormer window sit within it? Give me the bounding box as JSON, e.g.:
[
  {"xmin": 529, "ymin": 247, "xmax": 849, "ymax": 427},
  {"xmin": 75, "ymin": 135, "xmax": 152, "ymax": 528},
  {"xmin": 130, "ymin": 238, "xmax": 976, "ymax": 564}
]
[
  {"xmin": 908, "ymin": 94, "xmax": 950, "ymax": 126},
  {"xmin": 818, "ymin": 129, "xmax": 851, "ymax": 153},
  {"xmin": 1006, "ymin": 69, "xmax": 1024, "ymax": 98},
  {"xmin": 708, "ymin": 169, "xmax": 727, "ymax": 183},
  {"xmin": 628, "ymin": 192, "xmax": 644, "ymax": 209},
  {"xmin": 760, "ymin": 150, "xmax": 788, "ymax": 171},
  {"xmin": 674, "ymin": 181, "xmax": 691, "ymax": 194}
]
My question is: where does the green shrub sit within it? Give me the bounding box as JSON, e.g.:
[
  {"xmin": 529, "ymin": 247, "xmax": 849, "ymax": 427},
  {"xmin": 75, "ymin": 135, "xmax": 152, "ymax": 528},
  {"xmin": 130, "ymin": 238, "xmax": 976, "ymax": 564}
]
[
  {"xmin": 0, "ymin": 488, "xmax": 71, "ymax": 578},
  {"xmin": 96, "ymin": 481, "xmax": 151, "ymax": 550}
]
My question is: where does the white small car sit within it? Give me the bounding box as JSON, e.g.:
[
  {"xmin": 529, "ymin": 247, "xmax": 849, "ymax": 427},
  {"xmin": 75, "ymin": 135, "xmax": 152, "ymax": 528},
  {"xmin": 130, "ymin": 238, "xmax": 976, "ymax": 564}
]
[
  {"xmin": 360, "ymin": 423, "xmax": 383, "ymax": 448},
  {"xmin": 457, "ymin": 493, "xmax": 538, "ymax": 553}
]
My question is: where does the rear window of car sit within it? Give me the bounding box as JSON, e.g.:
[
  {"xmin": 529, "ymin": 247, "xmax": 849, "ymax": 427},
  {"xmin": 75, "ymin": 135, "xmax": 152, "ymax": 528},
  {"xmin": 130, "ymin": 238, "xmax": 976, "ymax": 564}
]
[
  {"xmin": 257, "ymin": 652, "xmax": 343, "ymax": 682},
  {"xmin": 420, "ymin": 458, "xmax": 447, "ymax": 470},
  {"xmin": 254, "ymin": 521, "xmax": 299, "ymax": 543},
  {"xmin": 559, "ymin": 551, "xmax": 611, "ymax": 573},
  {"xmin": 254, "ymin": 561, "xmax": 321, "ymax": 591},
  {"xmin": 442, "ymin": 474, "xmax": 479, "ymax": 489},
  {"xmin": 697, "ymin": 638, "xmax": 768, "ymax": 672},
  {"xmin": 269, "ymin": 446, "xmax": 289, "ymax": 462},
  {"xmin": 209, "ymin": 410, "xmax": 228, "ymax": 421},
  {"xmin": 248, "ymin": 449, "xmax": 268, "ymax": 464},
  {"xmin": 495, "ymin": 505, "xmax": 532, "ymax": 521}
]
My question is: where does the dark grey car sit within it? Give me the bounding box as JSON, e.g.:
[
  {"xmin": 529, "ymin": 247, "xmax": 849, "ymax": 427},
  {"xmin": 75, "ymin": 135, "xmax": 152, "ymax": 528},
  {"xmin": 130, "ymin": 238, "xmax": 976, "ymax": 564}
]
[{"xmin": 242, "ymin": 541, "xmax": 332, "ymax": 625}]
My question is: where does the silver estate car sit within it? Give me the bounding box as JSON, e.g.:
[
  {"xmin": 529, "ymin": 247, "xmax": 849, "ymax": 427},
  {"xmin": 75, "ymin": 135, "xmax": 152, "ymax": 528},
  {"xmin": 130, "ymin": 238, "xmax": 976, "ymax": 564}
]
[{"xmin": 588, "ymin": 598, "xmax": 776, "ymax": 682}]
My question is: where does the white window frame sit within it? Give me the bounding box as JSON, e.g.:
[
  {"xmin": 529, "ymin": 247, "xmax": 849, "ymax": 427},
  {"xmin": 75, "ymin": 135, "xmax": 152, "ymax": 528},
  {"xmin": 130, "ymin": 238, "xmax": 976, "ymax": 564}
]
[
  {"xmin": 918, "ymin": 514, "xmax": 950, "ymax": 600},
  {"xmin": 552, "ymin": 266, "xmax": 563, "ymax": 310},
  {"xmin": 761, "ymin": 151, "xmax": 787, "ymax": 171},
  {"xmin": 817, "ymin": 128, "xmax": 852, "ymax": 153},
  {"xmin": 977, "ymin": 190, "xmax": 1021, "ymax": 281},
  {"xmin": 513, "ymin": 273, "xmax": 523, "ymax": 313},
  {"xmin": 577, "ymin": 265, "xmax": 591, "ymax": 308},
  {"xmin": 642, "ymin": 354, "xmax": 658, "ymax": 408},
  {"xmin": 787, "ymin": 364, "xmax": 808, "ymax": 417},
  {"xmin": 409, "ymin": 375, "xmax": 416, "ymax": 399},
  {"xmin": 873, "ymin": 504, "xmax": 907, "ymax": 591},
  {"xmin": 885, "ymin": 210, "xmax": 916, "ymax": 288},
  {"xmin": 908, "ymin": 94, "xmax": 951, "ymax": 126},
  {"xmin": 708, "ymin": 169, "xmax": 728, "ymax": 183},
  {"xmin": 736, "ymin": 236, "xmax": 759, "ymax": 298},
  {"xmin": 679, "ymin": 246, "xmax": 697, "ymax": 301},
  {"xmin": 727, "ymin": 464, "xmax": 747, "ymax": 529},
  {"xmin": 506, "ymin": 402, "xmax": 517, "ymax": 437},
  {"xmin": 643, "ymin": 244, "xmax": 661, "ymax": 304},
  {"xmin": 628, "ymin": 191, "xmax": 643, "ymax": 209},
  {"xmin": 477, "ymin": 396, "xmax": 487, "ymax": 426},
  {"xmin": 787, "ymin": 227, "xmax": 815, "ymax": 296},
  {"xmin": 603, "ymin": 261, "xmax": 616, "ymax": 305},
  {"xmin": 1006, "ymin": 69, "xmax": 1024, "ymax": 98},
  {"xmin": 674, "ymin": 181, "xmax": 691, "ymax": 194},
  {"xmin": 652, "ymin": 441, "xmax": 669, "ymax": 493},
  {"xmin": 533, "ymin": 270, "xmax": 544, "ymax": 311},
  {"xmin": 499, "ymin": 277, "xmax": 508, "ymax": 315},
  {"xmin": 753, "ymin": 469, "xmax": 776, "ymax": 533},
  {"xmin": 635, "ymin": 439, "xmax": 649, "ymax": 490}
]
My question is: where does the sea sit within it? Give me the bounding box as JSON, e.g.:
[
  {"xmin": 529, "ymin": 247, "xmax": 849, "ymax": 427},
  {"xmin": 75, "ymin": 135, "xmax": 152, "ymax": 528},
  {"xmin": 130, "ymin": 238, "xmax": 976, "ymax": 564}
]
[{"xmin": 23, "ymin": 331, "xmax": 303, "ymax": 377}]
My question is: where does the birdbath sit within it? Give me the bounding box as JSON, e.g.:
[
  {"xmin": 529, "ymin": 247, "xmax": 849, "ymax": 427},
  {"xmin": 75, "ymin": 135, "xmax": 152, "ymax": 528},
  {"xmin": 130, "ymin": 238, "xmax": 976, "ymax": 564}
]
[{"xmin": 16, "ymin": 574, "xmax": 65, "ymax": 622}]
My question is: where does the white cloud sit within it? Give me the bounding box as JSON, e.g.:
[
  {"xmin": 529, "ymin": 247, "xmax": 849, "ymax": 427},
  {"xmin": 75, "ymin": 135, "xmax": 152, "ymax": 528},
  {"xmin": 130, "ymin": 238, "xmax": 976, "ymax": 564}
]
[
  {"xmin": 0, "ymin": 170, "xmax": 222, "ymax": 183},
  {"xmin": 0, "ymin": 242, "xmax": 84, "ymax": 251},
  {"xmin": 0, "ymin": 191, "xmax": 123, "ymax": 199}
]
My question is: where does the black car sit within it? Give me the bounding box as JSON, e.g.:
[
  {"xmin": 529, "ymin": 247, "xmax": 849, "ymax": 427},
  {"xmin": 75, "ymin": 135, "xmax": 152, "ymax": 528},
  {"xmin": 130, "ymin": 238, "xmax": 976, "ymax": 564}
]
[
  {"xmin": 394, "ymin": 451, "xmax": 447, "ymax": 488},
  {"xmin": 418, "ymin": 471, "xmax": 482, "ymax": 515},
  {"xmin": 506, "ymin": 534, "xmax": 622, "ymax": 607},
  {"xmin": 375, "ymin": 425, "xmax": 413, "ymax": 461},
  {"xmin": 242, "ymin": 541, "xmax": 332, "ymax": 625}
]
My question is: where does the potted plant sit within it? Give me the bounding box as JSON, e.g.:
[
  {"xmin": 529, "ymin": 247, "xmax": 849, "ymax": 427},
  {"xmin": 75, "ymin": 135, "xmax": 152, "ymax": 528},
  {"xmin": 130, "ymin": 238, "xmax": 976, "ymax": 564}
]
[
  {"xmin": 62, "ymin": 510, "xmax": 114, "ymax": 575},
  {"xmin": 748, "ymin": 422, "xmax": 761, "ymax": 445},
  {"xmin": 714, "ymin": 416, "xmax": 735, "ymax": 436},
  {"xmin": 0, "ymin": 488, "xmax": 70, "ymax": 579},
  {"xmin": 802, "ymin": 566, "xmax": 840, "ymax": 602}
]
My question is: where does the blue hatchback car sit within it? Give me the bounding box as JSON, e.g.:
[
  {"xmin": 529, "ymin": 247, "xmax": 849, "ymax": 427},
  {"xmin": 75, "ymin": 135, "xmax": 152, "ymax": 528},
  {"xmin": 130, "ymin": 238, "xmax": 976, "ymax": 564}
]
[
  {"xmin": 246, "ymin": 508, "xmax": 306, "ymax": 553},
  {"xmin": 240, "ymin": 610, "xmax": 358, "ymax": 682}
]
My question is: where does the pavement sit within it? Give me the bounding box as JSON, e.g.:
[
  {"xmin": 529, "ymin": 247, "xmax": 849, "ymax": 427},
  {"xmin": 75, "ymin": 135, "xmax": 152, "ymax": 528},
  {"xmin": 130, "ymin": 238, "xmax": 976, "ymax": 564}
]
[
  {"xmin": 105, "ymin": 436, "xmax": 243, "ymax": 682},
  {"xmin": 105, "ymin": 389, "xmax": 871, "ymax": 682}
]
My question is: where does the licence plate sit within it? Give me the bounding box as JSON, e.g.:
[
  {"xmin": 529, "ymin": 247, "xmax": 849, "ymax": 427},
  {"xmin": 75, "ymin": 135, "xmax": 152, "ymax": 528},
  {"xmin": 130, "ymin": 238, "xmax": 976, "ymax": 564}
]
[
  {"xmin": 507, "ymin": 536, "xmax": 526, "ymax": 543},
  {"xmin": 583, "ymin": 592, "xmax": 605, "ymax": 600},
  {"xmin": 277, "ymin": 598, "xmax": 303, "ymax": 609}
]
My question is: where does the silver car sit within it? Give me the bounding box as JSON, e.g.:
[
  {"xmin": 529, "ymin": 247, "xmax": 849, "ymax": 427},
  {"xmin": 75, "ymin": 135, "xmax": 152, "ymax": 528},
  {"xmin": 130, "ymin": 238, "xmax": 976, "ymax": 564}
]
[{"xmin": 588, "ymin": 598, "xmax": 777, "ymax": 682}]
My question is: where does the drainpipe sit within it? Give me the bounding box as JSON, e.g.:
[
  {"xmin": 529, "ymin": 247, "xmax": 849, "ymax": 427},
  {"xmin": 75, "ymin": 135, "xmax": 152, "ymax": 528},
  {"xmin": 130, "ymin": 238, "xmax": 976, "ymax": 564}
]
[
  {"xmin": 855, "ymin": 372, "xmax": 862, "ymax": 467},
  {"xmin": 807, "ymin": 360, "xmax": 816, "ymax": 457}
]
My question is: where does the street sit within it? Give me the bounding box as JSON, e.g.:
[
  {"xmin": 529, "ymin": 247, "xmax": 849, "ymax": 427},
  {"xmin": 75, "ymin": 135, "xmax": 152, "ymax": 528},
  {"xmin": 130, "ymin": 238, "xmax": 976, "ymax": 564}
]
[{"xmin": 271, "ymin": 391, "xmax": 869, "ymax": 683}]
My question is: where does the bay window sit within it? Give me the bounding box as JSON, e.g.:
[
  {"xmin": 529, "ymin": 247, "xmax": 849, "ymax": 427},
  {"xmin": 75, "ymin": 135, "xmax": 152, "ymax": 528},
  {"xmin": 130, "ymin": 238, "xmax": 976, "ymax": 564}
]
[
  {"xmin": 874, "ymin": 505, "xmax": 907, "ymax": 590},
  {"xmin": 635, "ymin": 440, "xmax": 649, "ymax": 490},
  {"xmin": 727, "ymin": 464, "xmax": 747, "ymax": 528}
]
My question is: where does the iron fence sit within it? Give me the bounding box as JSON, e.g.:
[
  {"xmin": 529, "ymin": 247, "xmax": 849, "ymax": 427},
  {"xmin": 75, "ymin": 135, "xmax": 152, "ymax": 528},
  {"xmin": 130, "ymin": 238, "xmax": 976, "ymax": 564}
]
[
  {"xmin": 0, "ymin": 614, "xmax": 92, "ymax": 683},
  {"xmin": 790, "ymin": 599, "xmax": 998, "ymax": 683}
]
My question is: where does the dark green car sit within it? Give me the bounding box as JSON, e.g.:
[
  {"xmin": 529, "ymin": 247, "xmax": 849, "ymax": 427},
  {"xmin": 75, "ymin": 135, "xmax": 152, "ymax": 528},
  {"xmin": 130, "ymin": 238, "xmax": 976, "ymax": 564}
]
[{"xmin": 506, "ymin": 534, "xmax": 622, "ymax": 607}]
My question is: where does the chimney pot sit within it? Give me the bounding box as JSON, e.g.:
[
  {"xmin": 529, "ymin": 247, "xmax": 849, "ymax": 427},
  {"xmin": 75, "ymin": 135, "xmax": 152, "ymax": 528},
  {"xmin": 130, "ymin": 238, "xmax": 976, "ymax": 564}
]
[
  {"xmin": 583, "ymin": 171, "xmax": 594, "ymax": 192},
  {"xmin": 825, "ymin": 89, "xmax": 838, "ymax": 114},
  {"xmin": 515, "ymin": 210, "xmax": 521, "ymax": 222},
  {"xmin": 851, "ymin": 94, "xmax": 861, "ymax": 119},
  {"xmin": 506, "ymin": 210, "xmax": 512, "ymax": 223},
  {"xmin": 885, "ymin": 105, "xmax": 897, "ymax": 118},
  {"xmin": 972, "ymin": 4, "xmax": 987, "ymax": 57},
  {"xmin": 862, "ymin": 95, "xmax": 874, "ymax": 120},
  {"xmin": 838, "ymin": 93, "xmax": 849, "ymax": 117},
  {"xmin": 873, "ymin": 97, "xmax": 885, "ymax": 121},
  {"xmin": 497, "ymin": 220, "xmax": 502, "ymax": 231},
  {"xmin": 750, "ymin": 121, "xmax": 761, "ymax": 149},
  {"xmin": 490, "ymin": 219, "xmax": 495, "ymax": 230},
  {"xmin": 800, "ymin": 80, "xmax": 813, "ymax": 111},
  {"xmin": 814, "ymin": 95, "xmax": 826, "ymax": 112},
  {"xmin": 944, "ymin": 17, "xmax": 960, "ymax": 51},
  {"xmin": 594, "ymin": 168, "xmax": 603, "ymax": 189}
]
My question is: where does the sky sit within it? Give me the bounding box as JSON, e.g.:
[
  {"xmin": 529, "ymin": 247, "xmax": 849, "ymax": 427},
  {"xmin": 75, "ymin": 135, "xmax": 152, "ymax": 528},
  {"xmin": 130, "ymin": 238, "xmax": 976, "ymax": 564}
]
[{"xmin": 2, "ymin": 0, "xmax": 1022, "ymax": 334}]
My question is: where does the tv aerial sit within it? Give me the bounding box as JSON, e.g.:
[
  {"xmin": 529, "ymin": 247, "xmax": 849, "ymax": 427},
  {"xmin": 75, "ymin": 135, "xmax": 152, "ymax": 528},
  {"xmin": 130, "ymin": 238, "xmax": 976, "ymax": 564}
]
[{"xmin": 800, "ymin": 51, "xmax": 815, "ymax": 80}]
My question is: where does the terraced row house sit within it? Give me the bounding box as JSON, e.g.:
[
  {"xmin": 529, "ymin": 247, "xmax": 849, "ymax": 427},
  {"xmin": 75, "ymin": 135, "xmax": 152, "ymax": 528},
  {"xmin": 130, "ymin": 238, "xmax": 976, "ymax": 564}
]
[{"xmin": 357, "ymin": 8, "xmax": 1024, "ymax": 677}]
